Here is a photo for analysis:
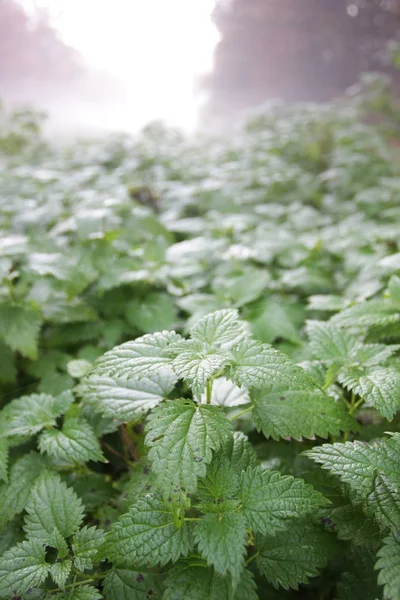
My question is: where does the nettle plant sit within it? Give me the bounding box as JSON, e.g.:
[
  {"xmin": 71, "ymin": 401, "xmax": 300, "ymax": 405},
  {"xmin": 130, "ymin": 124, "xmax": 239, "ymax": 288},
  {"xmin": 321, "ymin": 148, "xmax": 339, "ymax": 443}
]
[
  {"xmin": 1, "ymin": 305, "xmax": 400, "ymax": 599},
  {"xmin": 0, "ymin": 308, "xmax": 361, "ymax": 599}
]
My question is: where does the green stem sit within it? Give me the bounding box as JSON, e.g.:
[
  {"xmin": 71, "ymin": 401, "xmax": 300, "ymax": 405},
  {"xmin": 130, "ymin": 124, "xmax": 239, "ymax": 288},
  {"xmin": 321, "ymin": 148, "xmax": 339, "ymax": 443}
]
[
  {"xmin": 343, "ymin": 392, "xmax": 364, "ymax": 442},
  {"xmin": 229, "ymin": 406, "xmax": 253, "ymax": 421},
  {"xmin": 246, "ymin": 551, "xmax": 259, "ymax": 566},
  {"xmin": 184, "ymin": 517, "xmax": 200, "ymax": 522},
  {"xmin": 48, "ymin": 573, "xmax": 108, "ymax": 594},
  {"xmin": 206, "ymin": 379, "xmax": 213, "ymax": 404}
]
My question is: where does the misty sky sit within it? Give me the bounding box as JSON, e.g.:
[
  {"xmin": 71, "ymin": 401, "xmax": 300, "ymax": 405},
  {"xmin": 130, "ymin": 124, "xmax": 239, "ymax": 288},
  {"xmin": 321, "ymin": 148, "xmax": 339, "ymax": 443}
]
[{"xmin": 22, "ymin": 0, "xmax": 219, "ymax": 129}]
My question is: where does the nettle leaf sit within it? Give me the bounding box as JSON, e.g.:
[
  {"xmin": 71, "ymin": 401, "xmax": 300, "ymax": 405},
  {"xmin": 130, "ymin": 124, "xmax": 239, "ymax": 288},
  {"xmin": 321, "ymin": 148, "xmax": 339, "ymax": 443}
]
[
  {"xmin": 0, "ymin": 391, "xmax": 74, "ymax": 437},
  {"xmin": 0, "ymin": 438, "xmax": 8, "ymax": 483},
  {"xmin": 337, "ymin": 545, "xmax": 381, "ymax": 600},
  {"xmin": 227, "ymin": 339, "xmax": 312, "ymax": 389},
  {"xmin": 306, "ymin": 320, "xmax": 360, "ymax": 363},
  {"xmin": 0, "ymin": 539, "xmax": 49, "ymax": 598},
  {"xmin": 172, "ymin": 343, "xmax": 230, "ymax": 397},
  {"xmin": 24, "ymin": 472, "xmax": 84, "ymax": 541},
  {"xmin": 80, "ymin": 371, "xmax": 176, "ymax": 422},
  {"xmin": 376, "ymin": 535, "xmax": 400, "ymax": 600},
  {"xmin": 126, "ymin": 292, "xmax": 177, "ymax": 333},
  {"xmin": 72, "ymin": 526, "xmax": 105, "ymax": 573},
  {"xmin": 353, "ymin": 344, "xmax": 400, "ymax": 368},
  {"xmin": 91, "ymin": 331, "xmax": 181, "ymax": 379},
  {"xmin": 197, "ymin": 455, "xmax": 240, "ymax": 505},
  {"xmin": 50, "ymin": 558, "xmax": 72, "ymax": 589},
  {"xmin": 0, "ymin": 303, "xmax": 42, "ymax": 359},
  {"xmin": 67, "ymin": 358, "xmax": 92, "ymax": 378},
  {"xmin": 99, "ymin": 494, "xmax": 192, "ymax": 567},
  {"xmin": 103, "ymin": 567, "xmax": 162, "ymax": 600},
  {"xmin": 338, "ymin": 367, "xmax": 400, "ymax": 420},
  {"xmin": 222, "ymin": 431, "xmax": 258, "ymax": 474},
  {"xmin": 306, "ymin": 435, "xmax": 400, "ymax": 502},
  {"xmin": 367, "ymin": 474, "xmax": 400, "ymax": 531},
  {"xmin": 194, "ymin": 512, "xmax": 247, "ymax": 579},
  {"xmin": 240, "ymin": 466, "xmax": 328, "ymax": 535},
  {"xmin": 201, "ymin": 377, "xmax": 250, "ymax": 407},
  {"xmin": 0, "ymin": 453, "xmax": 48, "ymax": 529},
  {"xmin": 49, "ymin": 586, "xmax": 103, "ymax": 600},
  {"xmin": 330, "ymin": 300, "xmax": 400, "ymax": 332},
  {"xmin": 163, "ymin": 563, "xmax": 258, "ymax": 600},
  {"xmin": 189, "ymin": 308, "xmax": 248, "ymax": 350},
  {"xmin": 256, "ymin": 521, "xmax": 337, "ymax": 590},
  {"xmin": 253, "ymin": 388, "xmax": 358, "ymax": 441},
  {"xmin": 146, "ymin": 399, "xmax": 232, "ymax": 496},
  {"xmin": 38, "ymin": 417, "xmax": 105, "ymax": 464}
]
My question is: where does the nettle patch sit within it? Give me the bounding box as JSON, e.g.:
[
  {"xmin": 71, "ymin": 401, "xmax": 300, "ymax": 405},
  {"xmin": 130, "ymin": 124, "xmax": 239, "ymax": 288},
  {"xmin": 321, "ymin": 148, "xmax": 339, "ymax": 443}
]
[
  {"xmin": 1, "ymin": 307, "xmax": 400, "ymax": 599},
  {"xmin": 1, "ymin": 91, "xmax": 400, "ymax": 598}
]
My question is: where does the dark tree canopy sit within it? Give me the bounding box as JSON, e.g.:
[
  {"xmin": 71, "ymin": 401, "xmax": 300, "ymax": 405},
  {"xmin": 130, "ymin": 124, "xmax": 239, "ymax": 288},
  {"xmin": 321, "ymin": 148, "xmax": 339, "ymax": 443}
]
[
  {"xmin": 0, "ymin": 0, "xmax": 83, "ymax": 98},
  {"xmin": 203, "ymin": 0, "xmax": 400, "ymax": 116}
]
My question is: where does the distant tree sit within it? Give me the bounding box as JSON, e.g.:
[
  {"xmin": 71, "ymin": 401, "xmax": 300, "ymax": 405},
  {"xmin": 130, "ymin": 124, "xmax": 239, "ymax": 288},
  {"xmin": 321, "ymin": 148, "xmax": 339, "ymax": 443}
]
[
  {"xmin": 0, "ymin": 0, "xmax": 83, "ymax": 94},
  {"xmin": 202, "ymin": 0, "xmax": 400, "ymax": 117}
]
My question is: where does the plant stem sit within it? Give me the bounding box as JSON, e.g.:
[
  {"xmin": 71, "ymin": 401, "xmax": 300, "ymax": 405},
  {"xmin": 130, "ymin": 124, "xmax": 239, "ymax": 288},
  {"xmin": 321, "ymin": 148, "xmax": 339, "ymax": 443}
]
[
  {"xmin": 206, "ymin": 379, "xmax": 213, "ymax": 404},
  {"xmin": 246, "ymin": 551, "xmax": 259, "ymax": 565},
  {"xmin": 48, "ymin": 573, "xmax": 108, "ymax": 594},
  {"xmin": 228, "ymin": 406, "xmax": 253, "ymax": 421},
  {"xmin": 343, "ymin": 392, "xmax": 363, "ymax": 442}
]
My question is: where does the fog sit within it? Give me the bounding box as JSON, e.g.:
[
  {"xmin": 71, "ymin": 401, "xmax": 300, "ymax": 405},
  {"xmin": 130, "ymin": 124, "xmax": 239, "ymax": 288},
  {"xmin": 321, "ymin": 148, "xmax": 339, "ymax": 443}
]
[
  {"xmin": 1, "ymin": 0, "xmax": 399, "ymax": 135},
  {"xmin": 3, "ymin": 0, "xmax": 219, "ymax": 134}
]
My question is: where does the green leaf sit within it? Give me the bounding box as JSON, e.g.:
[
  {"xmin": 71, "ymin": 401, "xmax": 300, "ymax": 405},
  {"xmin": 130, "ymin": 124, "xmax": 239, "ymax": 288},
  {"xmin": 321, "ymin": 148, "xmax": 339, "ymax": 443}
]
[
  {"xmin": 190, "ymin": 309, "xmax": 248, "ymax": 349},
  {"xmin": 197, "ymin": 455, "xmax": 240, "ymax": 505},
  {"xmin": 0, "ymin": 438, "xmax": 8, "ymax": 483},
  {"xmin": 126, "ymin": 292, "xmax": 177, "ymax": 333},
  {"xmin": 0, "ymin": 539, "xmax": 49, "ymax": 598},
  {"xmin": 253, "ymin": 388, "xmax": 358, "ymax": 441},
  {"xmin": 145, "ymin": 399, "xmax": 232, "ymax": 495},
  {"xmin": 24, "ymin": 472, "xmax": 84, "ymax": 541},
  {"xmin": 339, "ymin": 367, "xmax": 400, "ymax": 420},
  {"xmin": 367, "ymin": 474, "xmax": 400, "ymax": 531},
  {"xmin": 49, "ymin": 586, "xmax": 103, "ymax": 600},
  {"xmin": 306, "ymin": 320, "xmax": 359, "ymax": 363},
  {"xmin": 240, "ymin": 466, "xmax": 328, "ymax": 535},
  {"xmin": 228, "ymin": 340, "xmax": 312, "ymax": 389},
  {"xmin": 331, "ymin": 300, "xmax": 400, "ymax": 332},
  {"xmin": 38, "ymin": 417, "xmax": 105, "ymax": 464},
  {"xmin": 0, "ymin": 303, "xmax": 42, "ymax": 359},
  {"xmin": 305, "ymin": 435, "xmax": 400, "ymax": 502},
  {"xmin": 172, "ymin": 343, "xmax": 230, "ymax": 397},
  {"xmin": 0, "ymin": 340, "xmax": 16, "ymax": 383},
  {"xmin": 337, "ymin": 546, "xmax": 381, "ymax": 600},
  {"xmin": 103, "ymin": 568, "xmax": 161, "ymax": 600},
  {"xmin": 0, "ymin": 453, "xmax": 48, "ymax": 529},
  {"xmin": 80, "ymin": 371, "xmax": 175, "ymax": 423},
  {"xmin": 67, "ymin": 359, "xmax": 92, "ymax": 378},
  {"xmin": 72, "ymin": 526, "xmax": 105, "ymax": 572},
  {"xmin": 100, "ymin": 494, "xmax": 192, "ymax": 567},
  {"xmin": 222, "ymin": 431, "xmax": 258, "ymax": 474},
  {"xmin": 256, "ymin": 521, "xmax": 336, "ymax": 590},
  {"xmin": 1, "ymin": 392, "xmax": 74, "ymax": 437},
  {"xmin": 92, "ymin": 331, "xmax": 180, "ymax": 379},
  {"xmin": 194, "ymin": 512, "xmax": 247, "ymax": 578},
  {"xmin": 49, "ymin": 559, "xmax": 72, "ymax": 589},
  {"xmin": 376, "ymin": 535, "xmax": 400, "ymax": 600},
  {"xmin": 249, "ymin": 298, "xmax": 301, "ymax": 344},
  {"xmin": 163, "ymin": 563, "xmax": 258, "ymax": 600}
]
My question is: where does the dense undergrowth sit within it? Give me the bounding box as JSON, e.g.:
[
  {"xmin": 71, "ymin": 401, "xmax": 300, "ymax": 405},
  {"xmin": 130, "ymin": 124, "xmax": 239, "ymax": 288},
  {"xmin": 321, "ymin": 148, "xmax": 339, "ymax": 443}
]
[{"xmin": 1, "ymin": 75, "xmax": 400, "ymax": 599}]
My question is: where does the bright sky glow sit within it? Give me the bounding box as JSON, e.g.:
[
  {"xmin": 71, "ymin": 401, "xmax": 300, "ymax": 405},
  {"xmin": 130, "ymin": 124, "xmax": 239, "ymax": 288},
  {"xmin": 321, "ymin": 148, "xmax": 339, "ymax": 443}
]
[{"xmin": 22, "ymin": 0, "xmax": 219, "ymax": 130}]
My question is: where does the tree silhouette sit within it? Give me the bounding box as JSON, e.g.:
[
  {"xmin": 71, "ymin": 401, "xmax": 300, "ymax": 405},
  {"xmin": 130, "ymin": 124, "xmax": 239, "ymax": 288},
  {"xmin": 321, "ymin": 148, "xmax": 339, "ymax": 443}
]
[
  {"xmin": 0, "ymin": 0, "xmax": 83, "ymax": 96},
  {"xmin": 203, "ymin": 0, "xmax": 400, "ymax": 117}
]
